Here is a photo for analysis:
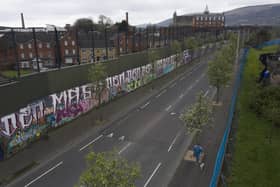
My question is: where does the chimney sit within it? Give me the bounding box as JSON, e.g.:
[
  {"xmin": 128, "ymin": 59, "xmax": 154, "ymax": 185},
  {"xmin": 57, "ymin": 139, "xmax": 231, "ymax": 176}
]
[
  {"xmin": 126, "ymin": 12, "xmax": 128, "ymax": 25},
  {"xmin": 21, "ymin": 13, "xmax": 25, "ymax": 28}
]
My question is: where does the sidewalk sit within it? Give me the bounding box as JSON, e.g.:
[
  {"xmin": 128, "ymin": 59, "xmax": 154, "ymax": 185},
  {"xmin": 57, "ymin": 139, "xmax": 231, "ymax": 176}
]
[
  {"xmin": 169, "ymin": 84, "xmax": 234, "ymax": 187},
  {"xmin": 0, "ymin": 51, "xmax": 213, "ymax": 186},
  {"xmin": 168, "ymin": 51, "xmax": 243, "ymax": 187}
]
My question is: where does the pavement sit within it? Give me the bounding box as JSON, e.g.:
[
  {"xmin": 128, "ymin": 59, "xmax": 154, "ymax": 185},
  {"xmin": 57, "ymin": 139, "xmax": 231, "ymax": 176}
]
[
  {"xmin": 168, "ymin": 49, "xmax": 244, "ymax": 187},
  {"xmin": 0, "ymin": 46, "xmax": 218, "ymax": 187}
]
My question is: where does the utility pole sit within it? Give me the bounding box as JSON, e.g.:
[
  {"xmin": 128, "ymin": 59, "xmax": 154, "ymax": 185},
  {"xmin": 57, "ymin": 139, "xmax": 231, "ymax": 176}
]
[
  {"xmin": 11, "ymin": 28, "xmax": 20, "ymax": 78},
  {"xmin": 91, "ymin": 29, "xmax": 95, "ymax": 63},
  {"xmin": 32, "ymin": 28, "xmax": 40, "ymax": 72},
  {"xmin": 54, "ymin": 27, "xmax": 62, "ymax": 69},
  {"xmin": 105, "ymin": 27, "xmax": 108, "ymax": 59},
  {"xmin": 75, "ymin": 28, "xmax": 80, "ymax": 64}
]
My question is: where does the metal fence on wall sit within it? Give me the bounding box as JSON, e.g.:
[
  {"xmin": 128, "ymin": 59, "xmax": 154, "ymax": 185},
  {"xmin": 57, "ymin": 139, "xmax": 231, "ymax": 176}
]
[{"xmin": 0, "ymin": 25, "xmax": 225, "ymax": 84}]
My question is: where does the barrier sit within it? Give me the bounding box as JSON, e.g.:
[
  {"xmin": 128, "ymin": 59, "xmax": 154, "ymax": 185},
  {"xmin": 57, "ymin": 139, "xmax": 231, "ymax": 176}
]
[{"xmin": 209, "ymin": 48, "xmax": 248, "ymax": 187}]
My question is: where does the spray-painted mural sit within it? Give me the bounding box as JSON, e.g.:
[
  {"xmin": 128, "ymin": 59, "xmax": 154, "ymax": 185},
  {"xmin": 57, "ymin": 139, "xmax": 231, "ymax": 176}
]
[{"xmin": 0, "ymin": 48, "xmax": 198, "ymax": 159}]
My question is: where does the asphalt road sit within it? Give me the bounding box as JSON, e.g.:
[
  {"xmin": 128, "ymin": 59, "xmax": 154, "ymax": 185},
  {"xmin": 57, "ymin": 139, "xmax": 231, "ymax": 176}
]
[{"xmin": 8, "ymin": 52, "xmax": 216, "ymax": 187}]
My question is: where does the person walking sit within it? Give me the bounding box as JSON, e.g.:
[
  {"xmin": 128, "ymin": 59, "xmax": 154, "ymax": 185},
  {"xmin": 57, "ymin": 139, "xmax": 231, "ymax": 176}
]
[{"xmin": 193, "ymin": 144, "xmax": 205, "ymax": 170}]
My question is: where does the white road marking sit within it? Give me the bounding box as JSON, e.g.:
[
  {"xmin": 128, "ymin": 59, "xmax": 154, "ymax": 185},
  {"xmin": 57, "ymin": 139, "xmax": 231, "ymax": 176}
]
[
  {"xmin": 79, "ymin": 135, "xmax": 103, "ymax": 151},
  {"xmin": 203, "ymin": 89, "xmax": 209, "ymax": 97},
  {"xmin": 140, "ymin": 101, "xmax": 150, "ymax": 109},
  {"xmin": 118, "ymin": 142, "xmax": 132, "ymax": 155},
  {"xmin": 107, "ymin": 133, "xmax": 114, "ymax": 138},
  {"xmin": 165, "ymin": 105, "xmax": 172, "ymax": 111},
  {"xmin": 155, "ymin": 89, "xmax": 167, "ymax": 98},
  {"xmin": 180, "ymin": 76, "xmax": 186, "ymax": 81},
  {"xmin": 211, "ymin": 88, "xmax": 217, "ymax": 100},
  {"xmin": 169, "ymin": 82, "xmax": 177, "ymax": 88},
  {"xmin": 143, "ymin": 162, "xmax": 162, "ymax": 187},
  {"xmin": 119, "ymin": 136, "xmax": 125, "ymax": 141},
  {"xmin": 168, "ymin": 133, "xmax": 180, "ymax": 152},
  {"xmin": 24, "ymin": 161, "xmax": 63, "ymax": 187},
  {"xmin": 179, "ymin": 94, "xmax": 184, "ymax": 99},
  {"xmin": 170, "ymin": 112, "xmax": 176, "ymax": 116}
]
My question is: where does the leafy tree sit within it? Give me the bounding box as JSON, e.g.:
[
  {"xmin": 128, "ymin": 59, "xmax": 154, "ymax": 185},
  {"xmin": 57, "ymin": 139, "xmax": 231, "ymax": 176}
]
[
  {"xmin": 115, "ymin": 20, "xmax": 129, "ymax": 32},
  {"xmin": 88, "ymin": 63, "xmax": 107, "ymax": 106},
  {"xmin": 183, "ymin": 37, "xmax": 198, "ymax": 50},
  {"xmin": 180, "ymin": 92, "xmax": 213, "ymax": 139},
  {"xmin": 98, "ymin": 15, "xmax": 113, "ymax": 26},
  {"xmin": 73, "ymin": 18, "xmax": 95, "ymax": 32},
  {"xmin": 148, "ymin": 49, "xmax": 160, "ymax": 63},
  {"xmin": 246, "ymin": 29, "xmax": 272, "ymax": 47},
  {"xmin": 170, "ymin": 40, "xmax": 182, "ymax": 65},
  {"xmin": 77, "ymin": 151, "xmax": 140, "ymax": 187},
  {"xmin": 208, "ymin": 51, "xmax": 232, "ymax": 103}
]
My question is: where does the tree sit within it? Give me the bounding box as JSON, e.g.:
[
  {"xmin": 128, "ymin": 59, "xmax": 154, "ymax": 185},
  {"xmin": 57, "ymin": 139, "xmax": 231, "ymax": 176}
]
[
  {"xmin": 77, "ymin": 151, "xmax": 140, "ymax": 187},
  {"xmin": 148, "ymin": 49, "xmax": 160, "ymax": 63},
  {"xmin": 73, "ymin": 18, "xmax": 94, "ymax": 32},
  {"xmin": 208, "ymin": 51, "xmax": 232, "ymax": 103},
  {"xmin": 170, "ymin": 40, "xmax": 182, "ymax": 65},
  {"xmin": 88, "ymin": 63, "xmax": 107, "ymax": 106},
  {"xmin": 180, "ymin": 92, "xmax": 213, "ymax": 139},
  {"xmin": 115, "ymin": 20, "xmax": 129, "ymax": 32},
  {"xmin": 183, "ymin": 37, "xmax": 198, "ymax": 50},
  {"xmin": 98, "ymin": 15, "xmax": 113, "ymax": 26}
]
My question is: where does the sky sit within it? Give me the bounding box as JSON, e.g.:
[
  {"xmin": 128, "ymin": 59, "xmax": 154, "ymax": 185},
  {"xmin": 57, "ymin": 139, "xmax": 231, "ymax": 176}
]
[{"xmin": 0, "ymin": 0, "xmax": 279, "ymax": 27}]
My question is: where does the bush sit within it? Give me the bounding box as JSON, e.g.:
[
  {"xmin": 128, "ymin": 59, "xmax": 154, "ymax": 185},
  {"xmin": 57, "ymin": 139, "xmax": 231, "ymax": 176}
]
[{"xmin": 250, "ymin": 86, "xmax": 280, "ymax": 126}]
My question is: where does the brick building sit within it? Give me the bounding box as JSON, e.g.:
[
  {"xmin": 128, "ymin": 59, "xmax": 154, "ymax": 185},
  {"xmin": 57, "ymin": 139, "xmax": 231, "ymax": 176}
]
[
  {"xmin": 173, "ymin": 6, "xmax": 225, "ymax": 30},
  {"xmin": 0, "ymin": 28, "xmax": 78, "ymax": 70}
]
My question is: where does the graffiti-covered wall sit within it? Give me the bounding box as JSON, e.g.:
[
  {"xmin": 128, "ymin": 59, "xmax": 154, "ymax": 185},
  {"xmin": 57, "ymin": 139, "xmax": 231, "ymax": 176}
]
[{"xmin": 0, "ymin": 49, "xmax": 192, "ymax": 159}]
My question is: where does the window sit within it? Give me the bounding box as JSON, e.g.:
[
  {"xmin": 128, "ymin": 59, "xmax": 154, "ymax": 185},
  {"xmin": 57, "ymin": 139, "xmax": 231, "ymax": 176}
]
[
  {"xmin": 72, "ymin": 41, "xmax": 75, "ymax": 46},
  {"xmin": 196, "ymin": 16, "xmax": 199, "ymax": 21},
  {"xmin": 20, "ymin": 44, "xmax": 24, "ymax": 49},
  {"xmin": 39, "ymin": 53, "xmax": 43, "ymax": 58},
  {"xmin": 38, "ymin": 43, "xmax": 42, "ymax": 48},
  {"xmin": 21, "ymin": 53, "xmax": 25, "ymax": 59},
  {"xmin": 28, "ymin": 43, "xmax": 32, "ymax": 49},
  {"xmin": 64, "ymin": 41, "xmax": 68, "ymax": 46},
  {"xmin": 29, "ymin": 52, "xmax": 33, "ymax": 58},
  {"xmin": 65, "ymin": 49, "xmax": 69, "ymax": 55},
  {"xmin": 73, "ymin": 49, "xmax": 76, "ymax": 55},
  {"xmin": 46, "ymin": 43, "xmax": 50, "ymax": 48}
]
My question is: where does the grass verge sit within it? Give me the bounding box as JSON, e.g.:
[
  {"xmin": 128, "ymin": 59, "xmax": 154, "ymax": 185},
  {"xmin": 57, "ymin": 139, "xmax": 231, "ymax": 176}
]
[{"xmin": 228, "ymin": 46, "xmax": 280, "ymax": 187}]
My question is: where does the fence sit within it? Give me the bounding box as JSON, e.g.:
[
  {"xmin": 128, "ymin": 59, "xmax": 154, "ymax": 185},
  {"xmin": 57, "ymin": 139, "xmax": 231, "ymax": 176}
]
[{"xmin": 0, "ymin": 25, "xmax": 226, "ymax": 82}]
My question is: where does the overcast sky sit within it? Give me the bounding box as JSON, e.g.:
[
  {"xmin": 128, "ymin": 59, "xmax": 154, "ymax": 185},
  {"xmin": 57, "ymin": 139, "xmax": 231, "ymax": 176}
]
[{"xmin": 0, "ymin": 0, "xmax": 279, "ymax": 27}]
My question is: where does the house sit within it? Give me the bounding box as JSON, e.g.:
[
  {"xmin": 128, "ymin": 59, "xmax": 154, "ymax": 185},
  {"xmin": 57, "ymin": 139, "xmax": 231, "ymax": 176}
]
[
  {"xmin": 0, "ymin": 27, "xmax": 78, "ymax": 70},
  {"xmin": 79, "ymin": 32, "xmax": 116, "ymax": 63}
]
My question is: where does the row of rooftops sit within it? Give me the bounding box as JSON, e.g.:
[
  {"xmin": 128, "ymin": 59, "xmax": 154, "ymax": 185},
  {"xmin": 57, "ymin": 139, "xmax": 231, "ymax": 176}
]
[{"xmin": 0, "ymin": 29, "xmax": 115, "ymax": 50}]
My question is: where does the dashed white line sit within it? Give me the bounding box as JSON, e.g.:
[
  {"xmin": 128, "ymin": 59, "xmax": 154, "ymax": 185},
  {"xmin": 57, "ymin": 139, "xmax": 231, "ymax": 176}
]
[
  {"xmin": 118, "ymin": 142, "xmax": 132, "ymax": 155},
  {"xmin": 203, "ymin": 89, "xmax": 209, "ymax": 97},
  {"xmin": 180, "ymin": 76, "xmax": 186, "ymax": 81},
  {"xmin": 169, "ymin": 83, "xmax": 177, "ymax": 88},
  {"xmin": 79, "ymin": 135, "xmax": 103, "ymax": 151},
  {"xmin": 24, "ymin": 161, "xmax": 63, "ymax": 187},
  {"xmin": 165, "ymin": 105, "xmax": 172, "ymax": 111},
  {"xmin": 179, "ymin": 94, "xmax": 184, "ymax": 99},
  {"xmin": 168, "ymin": 133, "xmax": 180, "ymax": 152},
  {"xmin": 155, "ymin": 89, "xmax": 167, "ymax": 98},
  {"xmin": 143, "ymin": 162, "xmax": 162, "ymax": 187},
  {"xmin": 140, "ymin": 101, "xmax": 150, "ymax": 109}
]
